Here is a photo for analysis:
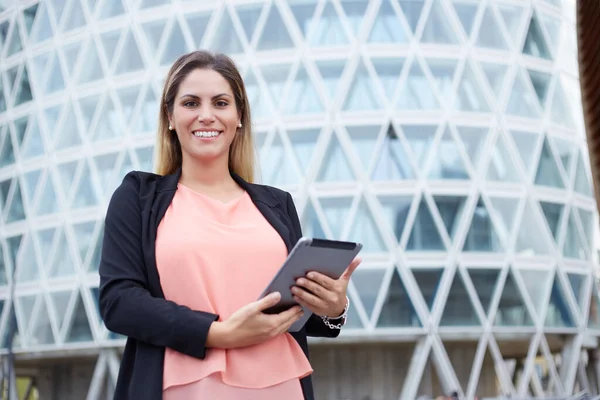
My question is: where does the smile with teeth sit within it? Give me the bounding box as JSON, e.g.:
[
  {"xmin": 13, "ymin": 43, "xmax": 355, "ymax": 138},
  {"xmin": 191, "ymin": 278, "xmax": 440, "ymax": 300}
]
[{"xmin": 192, "ymin": 130, "xmax": 221, "ymax": 138}]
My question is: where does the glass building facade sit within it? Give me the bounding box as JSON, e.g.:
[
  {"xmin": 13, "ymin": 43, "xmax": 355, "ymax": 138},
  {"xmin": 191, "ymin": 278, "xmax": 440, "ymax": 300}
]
[{"xmin": 0, "ymin": 0, "xmax": 599, "ymax": 398}]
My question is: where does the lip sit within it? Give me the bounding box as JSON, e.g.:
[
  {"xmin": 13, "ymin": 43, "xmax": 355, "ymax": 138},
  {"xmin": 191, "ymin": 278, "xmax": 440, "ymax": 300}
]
[{"xmin": 191, "ymin": 129, "xmax": 223, "ymax": 140}]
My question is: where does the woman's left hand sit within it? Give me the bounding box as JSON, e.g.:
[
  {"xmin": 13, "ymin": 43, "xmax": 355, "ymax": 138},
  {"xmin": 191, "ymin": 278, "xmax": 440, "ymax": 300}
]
[{"xmin": 291, "ymin": 257, "xmax": 362, "ymax": 318}]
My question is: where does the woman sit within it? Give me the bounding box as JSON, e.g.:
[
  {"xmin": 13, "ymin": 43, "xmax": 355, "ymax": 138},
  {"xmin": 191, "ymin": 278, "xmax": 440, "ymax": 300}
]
[{"xmin": 98, "ymin": 50, "xmax": 361, "ymax": 400}]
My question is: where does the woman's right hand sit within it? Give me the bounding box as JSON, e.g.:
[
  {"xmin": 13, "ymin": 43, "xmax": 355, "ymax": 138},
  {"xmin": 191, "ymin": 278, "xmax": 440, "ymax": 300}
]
[{"xmin": 206, "ymin": 292, "xmax": 304, "ymax": 349}]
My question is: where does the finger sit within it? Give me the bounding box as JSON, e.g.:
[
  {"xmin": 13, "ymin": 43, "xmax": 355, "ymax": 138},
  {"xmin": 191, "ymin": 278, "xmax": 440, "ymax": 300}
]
[
  {"xmin": 255, "ymin": 292, "xmax": 281, "ymax": 312},
  {"xmin": 295, "ymin": 276, "xmax": 334, "ymax": 299},
  {"xmin": 277, "ymin": 308, "xmax": 304, "ymax": 335},
  {"xmin": 303, "ymin": 272, "xmax": 336, "ymax": 291},
  {"xmin": 291, "ymin": 286, "xmax": 328, "ymax": 310},
  {"xmin": 339, "ymin": 256, "xmax": 362, "ymax": 281},
  {"xmin": 293, "ymin": 297, "xmax": 324, "ymax": 317}
]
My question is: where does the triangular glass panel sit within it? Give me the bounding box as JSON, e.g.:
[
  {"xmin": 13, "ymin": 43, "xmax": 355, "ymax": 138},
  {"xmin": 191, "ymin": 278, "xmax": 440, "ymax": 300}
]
[
  {"xmin": 377, "ymin": 269, "xmax": 421, "ymax": 327},
  {"xmin": 243, "ymin": 69, "xmax": 271, "ymax": 119},
  {"xmin": 78, "ymin": 40, "xmax": 104, "ymax": 83},
  {"xmin": 421, "ymin": 0, "xmax": 459, "ymax": 44},
  {"xmin": 527, "ymin": 69, "xmax": 551, "ymax": 106},
  {"xmin": 23, "ymin": 5, "xmax": 39, "ymax": 37},
  {"xmin": 115, "ymin": 30, "xmax": 145, "ymax": 75},
  {"xmin": 539, "ymin": 201, "xmax": 563, "ymax": 241},
  {"xmin": 310, "ymin": 1, "xmax": 349, "ymax": 47},
  {"xmin": 30, "ymin": 3, "xmax": 53, "ymax": 44},
  {"xmin": 486, "ymin": 133, "xmax": 519, "ymax": 182},
  {"xmin": 348, "ymin": 200, "xmax": 386, "ymax": 253},
  {"xmin": 210, "ymin": 10, "xmax": 244, "ymax": 54},
  {"xmin": 368, "ymin": 0, "xmax": 408, "ymax": 44},
  {"xmin": 567, "ymin": 273, "xmax": 586, "ymax": 316},
  {"xmin": 506, "ymin": 70, "xmax": 540, "ymax": 118},
  {"xmin": 16, "ymin": 294, "xmax": 36, "ymax": 334},
  {"xmin": 139, "ymin": 0, "xmax": 170, "ymax": 9},
  {"xmin": 455, "ymin": 63, "xmax": 489, "ymax": 112},
  {"xmin": 463, "ymin": 198, "xmax": 503, "ymax": 252},
  {"xmin": 475, "ymin": 7, "xmax": 508, "ymax": 50},
  {"xmin": 515, "ymin": 201, "xmax": 551, "ymax": 256},
  {"xmin": 15, "ymin": 236, "xmax": 39, "ymax": 283},
  {"xmin": 301, "ymin": 201, "xmax": 326, "ymax": 240},
  {"xmin": 549, "ymin": 136, "xmax": 576, "ymax": 179},
  {"xmin": 574, "ymin": 151, "xmax": 592, "ymax": 196},
  {"xmin": 540, "ymin": 12, "xmax": 561, "ymax": 54},
  {"xmin": 285, "ymin": 65, "xmax": 323, "ymax": 115},
  {"xmin": 494, "ymin": 270, "xmax": 534, "ymax": 326},
  {"xmin": 141, "ymin": 19, "xmax": 167, "ymax": 54},
  {"xmin": 77, "ymin": 93, "xmax": 101, "ymax": 131},
  {"xmin": 407, "ymin": 198, "xmax": 445, "ymax": 251},
  {"xmin": 346, "ymin": 125, "xmax": 378, "ymax": 169},
  {"xmin": 65, "ymin": 294, "xmax": 93, "ymax": 342},
  {"xmin": 522, "ymin": 15, "xmax": 552, "ymax": 60},
  {"xmin": 256, "ymin": 4, "xmax": 294, "ymax": 51},
  {"xmin": 468, "ymin": 268, "xmax": 500, "ymax": 314},
  {"xmin": 319, "ymin": 197, "xmax": 352, "ymax": 240},
  {"xmin": 0, "ymin": 178, "xmax": 11, "ymax": 209},
  {"xmin": 440, "ymin": 270, "xmax": 480, "ymax": 326},
  {"xmin": 535, "ymin": 138, "xmax": 565, "ymax": 189},
  {"xmin": 351, "ymin": 269, "xmax": 386, "ymax": 318},
  {"xmin": 288, "ymin": 0, "xmax": 317, "ymax": 39},
  {"xmin": 0, "ymin": 74, "xmax": 6, "ymax": 113},
  {"xmin": 517, "ymin": 269, "xmax": 551, "ymax": 314},
  {"xmin": 35, "ymin": 228, "xmax": 56, "ymax": 270},
  {"xmin": 160, "ymin": 20, "xmax": 187, "ymax": 66},
  {"xmin": 2, "ymin": 304, "xmax": 20, "ymax": 349},
  {"xmin": 117, "ymin": 86, "xmax": 141, "ymax": 127},
  {"xmin": 135, "ymin": 146, "xmax": 154, "ymax": 172},
  {"xmin": 5, "ymin": 21, "xmax": 23, "ymax": 57},
  {"xmin": 452, "ymin": 1, "xmax": 478, "ymax": 37},
  {"xmin": 0, "ymin": 244, "xmax": 6, "ymax": 285},
  {"xmin": 428, "ymin": 127, "xmax": 469, "ymax": 180},
  {"xmin": 99, "ymin": 30, "xmax": 121, "ymax": 68},
  {"xmin": 72, "ymin": 221, "xmax": 97, "ymax": 264},
  {"xmin": 510, "ymin": 130, "xmax": 538, "ymax": 176},
  {"xmin": 343, "ymin": 60, "xmax": 381, "ymax": 111},
  {"xmin": 545, "ymin": 274, "xmax": 576, "ymax": 328},
  {"xmin": 498, "ymin": 4, "xmax": 525, "ymax": 47},
  {"xmin": 98, "ymin": 0, "xmax": 125, "ymax": 19},
  {"xmin": 343, "ymin": 299, "xmax": 363, "ymax": 329},
  {"xmin": 93, "ymin": 97, "xmax": 122, "ymax": 142},
  {"xmin": 563, "ymin": 209, "xmax": 587, "ymax": 260},
  {"xmin": 14, "ymin": 68, "xmax": 33, "ymax": 106},
  {"xmin": 50, "ymin": 290, "xmax": 72, "ymax": 333},
  {"xmin": 287, "ymin": 128, "xmax": 320, "ymax": 173},
  {"xmin": 455, "ymin": 126, "xmax": 486, "ymax": 169},
  {"xmin": 45, "ymin": 56, "xmax": 65, "ymax": 93},
  {"xmin": 401, "ymin": 124, "xmax": 437, "ymax": 168},
  {"xmin": 62, "ymin": 0, "xmax": 86, "ymax": 32},
  {"xmin": 315, "ymin": 59, "xmax": 345, "ymax": 100},
  {"xmin": 587, "ymin": 285, "xmax": 600, "ymax": 330},
  {"xmin": 61, "ymin": 41, "xmax": 83, "ymax": 77},
  {"xmin": 339, "ymin": 0, "xmax": 368, "ymax": 34},
  {"xmin": 397, "ymin": 61, "xmax": 440, "ymax": 110},
  {"xmin": 260, "ymin": 133, "xmax": 300, "ymax": 186},
  {"xmin": 6, "ymin": 235, "xmax": 22, "ymax": 275},
  {"xmin": 5, "ymin": 182, "xmax": 25, "ymax": 223},
  {"xmin": 72, "ymin": 162, "xmax": 98, "ymax": 209},
  {"xmin": 372, "ymin": 125, "xmax": 414, "ymax": 181},
  {"xmin": 426, "ymin": 58, "xmax": 458, "ymax": 105},
  {"xmin": 434, "ymin": 195, "xmax": 467, "ymax": 240},
  {"xmin": 87, "ymin": 227, "xmax": 103, "ymax": 271},
  {"xmin": 316, "ymin": 134, "xmax": 354, "ymax": 182},
  {"xmin": 54, "ymin": 105, "xmax": 82, "ymax": 150},
  {"xmin": 94, "ymin": 153, "xmax": 119, "ymax": 196},
  {"xmin": 412, "ymin": 268, "xmax": 443, "ymax": 310},
  {"xmin": 50, "ymin": 231, "xmax": 76, "ymax": 278},
  {"xmin": 116, "ymin": 152, "xmax": 134, "ymax": 184},
  {"xmin": 57, "ymin": 160, "xmax": 78, "ymax": 203},
  {"xmin": 35, "ymin": 173, "xmax": 60, "ymax": 216},
  {"xmin": 13, "ymin": 116, "xmax": 29, "ymax": 148},
  {"xmin": 235, "ymin": 4, "xmax": 262, "ymax": 43},
  {"xmin": 398, "ymin": 0, "xmax": 425, "ymax": 33},
  {"xmin": 30, "ymin": 297, "xmax": 54, "ymax": 345},
  {"xmin": 550, "ymin": 81, "xmax": 575, "ymax": 129},
  {"xmin": 480, "ymin": 61, "xmax": 507, "ymax": 99},
  {"xmin": 0, "ymin": 131, "xmax": 14, "ymax": 168},
  {"xmin": 371, "ymin": 57, "xmax": 405, "ymax": 100},
  {"xmin": 22, "ymin": 169, "xmax": 41, "ymax": 203},
  {"xmin": 378, "ymin": 195, "xmax": 412, "ymax": 242}
]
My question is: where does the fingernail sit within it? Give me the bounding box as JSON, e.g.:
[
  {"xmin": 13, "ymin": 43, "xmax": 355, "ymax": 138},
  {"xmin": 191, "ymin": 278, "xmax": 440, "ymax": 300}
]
[{"xmin": 307, "ymin": 273, "xmax": 315, "ymax": 279}]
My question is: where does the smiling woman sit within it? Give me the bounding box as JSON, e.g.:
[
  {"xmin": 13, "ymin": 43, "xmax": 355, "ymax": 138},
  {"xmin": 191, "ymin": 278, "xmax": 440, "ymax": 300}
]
[{"xmin": 97, "ymin": 50, "xmax": 360, "ymax": 400}]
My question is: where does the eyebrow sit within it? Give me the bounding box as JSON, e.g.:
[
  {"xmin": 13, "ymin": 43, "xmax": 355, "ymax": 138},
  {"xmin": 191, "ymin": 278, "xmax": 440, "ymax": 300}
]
[{"xmin": 179, "ymin": 93, "xmax": 232, "ymax": 100}]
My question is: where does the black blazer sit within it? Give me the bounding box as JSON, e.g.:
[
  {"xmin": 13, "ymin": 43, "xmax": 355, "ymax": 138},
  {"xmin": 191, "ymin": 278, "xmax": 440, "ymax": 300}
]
[{"xmin": 98, "ymin": 168, "xmax": 339, "ymax": 400}]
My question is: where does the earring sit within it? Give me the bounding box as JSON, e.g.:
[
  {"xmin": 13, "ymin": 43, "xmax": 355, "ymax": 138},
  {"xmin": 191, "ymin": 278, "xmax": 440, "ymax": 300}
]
[
  {"xmin": 169, "ymin": 125, "xmax": 173, "ymax": 130},
  {"xmin": 238, "ymin": 122, "xmax": 242, "ymax": 128}
]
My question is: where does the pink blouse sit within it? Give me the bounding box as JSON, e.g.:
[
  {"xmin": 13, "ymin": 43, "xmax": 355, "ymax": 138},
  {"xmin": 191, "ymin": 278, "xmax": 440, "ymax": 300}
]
[{"xmin": 155, "ymin": 183, "xmax": 312, "ymax": 399}]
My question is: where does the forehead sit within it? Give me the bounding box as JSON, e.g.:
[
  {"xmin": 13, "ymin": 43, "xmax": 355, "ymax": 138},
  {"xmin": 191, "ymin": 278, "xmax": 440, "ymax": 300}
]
[{"xmin": 177, "ymin": 68, "xmax": 233, "ymax": 96}]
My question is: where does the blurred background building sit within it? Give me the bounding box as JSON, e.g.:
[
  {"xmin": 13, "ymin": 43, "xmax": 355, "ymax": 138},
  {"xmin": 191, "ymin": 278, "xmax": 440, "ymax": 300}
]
[{"xmin": 1, "ymin": 0, "xmax": 599, "ymax": 399}]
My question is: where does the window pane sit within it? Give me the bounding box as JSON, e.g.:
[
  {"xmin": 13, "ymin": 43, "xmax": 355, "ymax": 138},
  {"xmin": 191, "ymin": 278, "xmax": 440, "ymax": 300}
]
[
  {"xmin": 545, "ymin": 275, "xmax": 575, "ymax": 328},
  {"xmin": 494, "ymin": 270, "xmax": 533, "ymax": 327},
  {"xmin": 434, "ymin": 196, "xmax": 467, "ymax": 239},
  {"xmin": 468, "ymin": 268, "xmax": 500, "ymax": 314},
  {"xmin": 463, "ymin": 199, "xmax": 503, "ymax": 252},
  {"xmin": 412, "ymin": 268, "xmax": 443, "ymax": 310},
  {"xmin": 377, "ymin": 270, "xmax": 421, "ymax": 327},
  {"xmin": 351, "ymin": 269, "xmax": 386, "ymax": 317},
  {"xmin": 440, "ymin": 271, "xmax": 480, "ymax": 326},
  {"xmin": 407, "ymin": 199, "xmax": 444, "ymax": 251},
  {"xmin": 257, "ymin": 4, "xmax": 294, "ymax": 50},
  {"xmin": 65, "ymin": 295, "xmax": 93, "ymax": 343}
]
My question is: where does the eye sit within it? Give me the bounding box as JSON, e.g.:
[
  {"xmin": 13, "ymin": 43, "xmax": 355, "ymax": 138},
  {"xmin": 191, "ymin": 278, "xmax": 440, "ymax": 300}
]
[
  {"xmin": 183, "ymin": 100, "xmax": 198, "ymax": 107},
  {"xmin": 215, "ymin": 100, "xmax": 228, "ymax": 107}
]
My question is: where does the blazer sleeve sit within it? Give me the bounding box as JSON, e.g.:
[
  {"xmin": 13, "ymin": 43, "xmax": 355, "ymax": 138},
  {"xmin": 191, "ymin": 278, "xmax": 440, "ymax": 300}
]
[
  {"xmin": 284, "ymin": 192, "xmax": 341, "ymax": 339},
  {"xmin": 98, "ymin": 173, "xmax": 219, "ymax": 359}
]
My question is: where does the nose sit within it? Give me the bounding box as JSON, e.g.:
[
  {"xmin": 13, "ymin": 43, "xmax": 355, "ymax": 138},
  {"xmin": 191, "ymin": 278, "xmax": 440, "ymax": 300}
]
[{"xmin": 197, "ymin": 104, "xmax": 215, "ymax": 124}]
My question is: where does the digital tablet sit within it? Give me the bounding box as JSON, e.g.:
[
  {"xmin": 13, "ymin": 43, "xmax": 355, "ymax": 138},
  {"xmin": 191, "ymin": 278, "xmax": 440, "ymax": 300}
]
[{"xmin": 258, "ymin": 237, "xmax": 363, "ymax": 332}]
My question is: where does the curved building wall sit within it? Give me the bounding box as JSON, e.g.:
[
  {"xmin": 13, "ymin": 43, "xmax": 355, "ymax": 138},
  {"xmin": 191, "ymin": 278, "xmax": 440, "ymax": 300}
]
[{"xmin": 0, "ymin": 0, "xmax": 599, "ymax": 398}]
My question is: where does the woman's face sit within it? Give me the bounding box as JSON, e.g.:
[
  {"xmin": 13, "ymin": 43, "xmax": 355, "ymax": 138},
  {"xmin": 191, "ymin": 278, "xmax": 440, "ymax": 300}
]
[{"xmin": 169, "ymin": 68, "xmax": 240, "ymax": 166}]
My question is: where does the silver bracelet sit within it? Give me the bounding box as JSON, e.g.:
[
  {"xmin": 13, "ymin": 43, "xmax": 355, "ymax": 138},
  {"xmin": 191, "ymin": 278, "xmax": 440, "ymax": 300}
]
[{"xmin": 320, "ymin": 296, "xmax": 350, "ymax": 330}]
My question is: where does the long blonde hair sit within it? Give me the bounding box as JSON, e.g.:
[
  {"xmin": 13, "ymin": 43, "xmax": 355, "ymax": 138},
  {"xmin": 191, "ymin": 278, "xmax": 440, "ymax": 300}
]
[{"xmin": 155, "ymin": 51, "xmax": 254, "ymax": 182}]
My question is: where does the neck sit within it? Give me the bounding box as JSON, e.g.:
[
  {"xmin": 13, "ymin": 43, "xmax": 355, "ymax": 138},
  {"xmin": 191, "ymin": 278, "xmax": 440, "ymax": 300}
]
[{"xmin": 180, "ymin": 156, "xmax": 235, "ymax": 189}]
